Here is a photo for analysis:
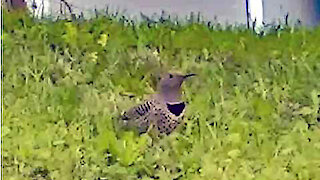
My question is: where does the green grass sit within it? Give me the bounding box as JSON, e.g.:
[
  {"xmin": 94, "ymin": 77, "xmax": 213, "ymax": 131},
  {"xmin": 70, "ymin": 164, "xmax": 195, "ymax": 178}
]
[{"xmin": 2, "ymin": 10, "xmax": 320, "ymax": 180}]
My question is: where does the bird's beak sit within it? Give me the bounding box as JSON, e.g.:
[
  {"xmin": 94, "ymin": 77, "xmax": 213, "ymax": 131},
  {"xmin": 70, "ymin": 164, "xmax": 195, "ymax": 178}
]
[{"xmin": 183, "ymin": 73, "xmax": 196, "ymax": 79}]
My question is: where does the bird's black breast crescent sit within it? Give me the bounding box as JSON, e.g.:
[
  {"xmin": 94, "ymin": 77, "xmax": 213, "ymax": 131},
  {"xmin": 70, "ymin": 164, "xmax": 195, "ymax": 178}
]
[{"xmin": 166, "ymin": 102, "xmax": 185, "ymax": 116}]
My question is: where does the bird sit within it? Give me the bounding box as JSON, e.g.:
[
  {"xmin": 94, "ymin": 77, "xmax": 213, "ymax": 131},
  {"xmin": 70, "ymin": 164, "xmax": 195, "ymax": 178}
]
[{"xmin": 120, "ymin": 72, "xmax": 196, "ymax": 135}]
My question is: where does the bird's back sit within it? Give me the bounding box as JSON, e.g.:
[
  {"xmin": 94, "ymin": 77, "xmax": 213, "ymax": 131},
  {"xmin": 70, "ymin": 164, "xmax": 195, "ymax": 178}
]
[
  {"xmin": 121, "ymin": 97, "xmax": 185, "ymax": 135},
  {"xmin": 121, "ymin": 98, "xmax": 159, "ymax": 133}
]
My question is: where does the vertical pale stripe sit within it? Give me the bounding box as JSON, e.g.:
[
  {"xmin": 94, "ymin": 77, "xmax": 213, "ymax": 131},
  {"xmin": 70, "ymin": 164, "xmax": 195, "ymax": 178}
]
[{"xmin": 249, "ymin": 0, "xmax": 264, "ymax": 30}]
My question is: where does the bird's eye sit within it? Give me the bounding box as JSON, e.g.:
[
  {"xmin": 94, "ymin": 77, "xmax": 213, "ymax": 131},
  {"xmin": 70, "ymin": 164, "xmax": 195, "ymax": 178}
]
[{"xmin": 169, "ymin": 74, "xmax": 173, "ymax": 78}]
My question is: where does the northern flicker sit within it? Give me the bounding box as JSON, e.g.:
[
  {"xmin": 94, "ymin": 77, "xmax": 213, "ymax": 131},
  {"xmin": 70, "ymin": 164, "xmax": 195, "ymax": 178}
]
[{"xmin": 121, "ymin": 72, "xmax": 196, "ymax": 135}]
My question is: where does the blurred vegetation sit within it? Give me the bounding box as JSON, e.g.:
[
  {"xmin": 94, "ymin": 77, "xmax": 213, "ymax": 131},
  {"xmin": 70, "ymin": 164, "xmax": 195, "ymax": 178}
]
[{"xmin": 2, "ymin": 10, "xmax": 320, "ymax": 180}]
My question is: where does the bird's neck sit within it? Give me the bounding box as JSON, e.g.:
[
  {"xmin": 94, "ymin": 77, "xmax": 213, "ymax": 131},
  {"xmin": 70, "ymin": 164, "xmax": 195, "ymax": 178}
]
[{"xmin": 158, "ymin": 91, "xmax": 182, "ymax": 103}]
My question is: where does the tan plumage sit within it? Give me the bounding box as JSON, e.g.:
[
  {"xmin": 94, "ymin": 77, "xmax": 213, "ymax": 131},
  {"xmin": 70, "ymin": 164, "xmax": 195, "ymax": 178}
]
[{"xmin": 121, "ymin": 72, "xmax": 196, "ymax": 135}]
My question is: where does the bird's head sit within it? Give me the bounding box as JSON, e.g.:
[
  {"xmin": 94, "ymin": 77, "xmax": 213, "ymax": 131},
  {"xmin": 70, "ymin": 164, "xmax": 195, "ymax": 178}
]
[{"xmin": 157, "ymin": 72, "xmax": 196, "ymax": 102}]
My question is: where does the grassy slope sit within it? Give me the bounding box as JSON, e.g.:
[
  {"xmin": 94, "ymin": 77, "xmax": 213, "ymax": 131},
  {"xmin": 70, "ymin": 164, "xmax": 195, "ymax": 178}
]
[{"xmin": 3, "ymin": 11, "xmax": 320, "ymax": 180}]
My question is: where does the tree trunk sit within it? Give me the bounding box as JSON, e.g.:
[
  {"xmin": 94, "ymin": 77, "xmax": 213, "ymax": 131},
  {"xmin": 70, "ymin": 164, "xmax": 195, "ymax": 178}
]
[{"xmin": 3, "ymin": 0, "xmax": 27, "ymax": 10}]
